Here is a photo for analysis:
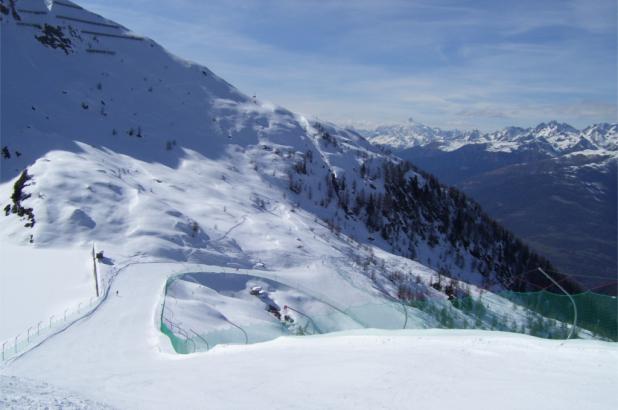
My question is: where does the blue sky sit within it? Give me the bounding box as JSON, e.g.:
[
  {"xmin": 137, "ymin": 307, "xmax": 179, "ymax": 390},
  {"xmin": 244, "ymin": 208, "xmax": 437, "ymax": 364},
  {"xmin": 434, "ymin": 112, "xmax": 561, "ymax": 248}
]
[{"xmin": 80, "ymin": 0, "xmax": 616, "ymax": 131}]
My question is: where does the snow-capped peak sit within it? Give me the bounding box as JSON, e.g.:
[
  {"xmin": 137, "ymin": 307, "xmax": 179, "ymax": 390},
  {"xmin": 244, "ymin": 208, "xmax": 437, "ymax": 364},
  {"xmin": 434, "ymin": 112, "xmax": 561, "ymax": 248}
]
[
  {"xmin": 582, "ymin": 123, "xmax": 618, "ymax": 151},
  {"xmin": 360, "ymin": 121, "xmax": 474, "ymax": 151},
  {"xmin": 361, "ymin": 118, "xmax": 617, "ymax": 156},
  {"xmin": 533, "ymin": 120, "xmax": 579, "ymax": 135},
  {"xmin": 0, "ymin": 3, "xmax": 615, "ymax": 409}
]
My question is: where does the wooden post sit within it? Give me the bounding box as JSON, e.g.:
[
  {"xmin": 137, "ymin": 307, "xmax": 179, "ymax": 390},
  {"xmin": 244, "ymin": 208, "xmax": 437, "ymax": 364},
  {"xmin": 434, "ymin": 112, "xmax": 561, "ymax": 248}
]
[{"xmin": 92, "ymin": 243, "xmax": 100, "ymax": 297}]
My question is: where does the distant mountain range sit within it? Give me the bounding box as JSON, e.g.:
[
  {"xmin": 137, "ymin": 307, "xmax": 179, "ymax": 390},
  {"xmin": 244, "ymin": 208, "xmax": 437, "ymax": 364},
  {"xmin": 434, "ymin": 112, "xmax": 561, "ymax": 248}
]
[
  {"xmin": 360, "ymin": 119, "xmax": 617, "ymax": 293},
  {"xmin": 1, "ymin": 0, "xmax": 579, "ymax": 345},
  {"xmin": 364, "ymin": 118, "xmax": 617, "ymax": 155},
  {"xmin": 0, "ymin": 3, "xmax": 615, "ymax": 406}
]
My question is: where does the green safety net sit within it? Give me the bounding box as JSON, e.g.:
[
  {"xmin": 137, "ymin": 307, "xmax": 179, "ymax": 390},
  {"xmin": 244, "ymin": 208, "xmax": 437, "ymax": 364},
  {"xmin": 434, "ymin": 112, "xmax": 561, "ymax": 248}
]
[
  {"xmin": 498, "ymin": 290, "xmax": 617, "ymax": 341},
  {"xmin": 160, "ymin": 321, "xmax": 192, "ymax": 354},
  {"xmin": 160, "ymin": 282, "xmax": 617, "ymax": 355},
  {"xmin": 406, "ymin": 291, "xmax": 616, "ymax": 341}
]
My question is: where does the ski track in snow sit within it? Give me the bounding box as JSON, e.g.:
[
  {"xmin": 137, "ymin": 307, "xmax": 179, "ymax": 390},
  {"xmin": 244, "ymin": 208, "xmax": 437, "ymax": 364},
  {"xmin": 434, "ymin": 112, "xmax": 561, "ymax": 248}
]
[{"xmin": 213, "ymin": 214, "xmax": 248, "ymax": 242}]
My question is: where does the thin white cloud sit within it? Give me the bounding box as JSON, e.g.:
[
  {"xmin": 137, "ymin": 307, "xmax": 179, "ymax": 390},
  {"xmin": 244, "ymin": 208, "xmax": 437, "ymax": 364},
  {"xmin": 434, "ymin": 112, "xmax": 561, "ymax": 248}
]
[{"xmin": 79, "ymin": 0, "xmax": 617, "ymax": 131}]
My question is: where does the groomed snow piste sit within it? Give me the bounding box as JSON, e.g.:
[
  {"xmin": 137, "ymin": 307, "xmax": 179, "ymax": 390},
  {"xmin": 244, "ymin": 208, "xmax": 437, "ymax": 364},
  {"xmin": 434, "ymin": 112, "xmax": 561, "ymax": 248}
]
[
  {"xmin": 1, "ymin": 262, "xmax": 616, "ymax": 410},
  {"xmin": 1, "ymin": 1, "xmax": 616, "ymax": 408}
]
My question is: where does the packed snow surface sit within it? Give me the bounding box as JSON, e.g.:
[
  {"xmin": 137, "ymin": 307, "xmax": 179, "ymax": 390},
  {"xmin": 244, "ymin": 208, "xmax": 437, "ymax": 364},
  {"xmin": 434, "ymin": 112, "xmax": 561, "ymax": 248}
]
[
  {"xmin": 0, "ymin": 244, "xmax": 94, "ymax": 341},
  {"xmin": 0, "ymin": 2, "xmax": 616, "ymax": 409},
  {"xmin": 1, "ymin": 262, "xmax": 616, "ymax": 409},
  {"xmin": 0, "ymin": 375, "xmax": 115, "ymax": 410}
]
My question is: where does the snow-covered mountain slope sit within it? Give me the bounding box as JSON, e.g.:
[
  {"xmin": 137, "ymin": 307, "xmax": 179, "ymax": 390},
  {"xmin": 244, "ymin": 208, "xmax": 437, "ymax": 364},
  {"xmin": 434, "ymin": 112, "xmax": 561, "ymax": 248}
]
[
  {"xmin": 0, "ymin": 0, "xmax": 576, "ymax": 297},
  {"xmin": 364, "ymin": 118, "xmax": 618, "ymax": 156},
  {"xmin": 357, "ymin": 118, "xmax": 481, "ymax": 151},
  {"xmin": 1, "ymin": 1, "xmax": 616, "ymax": 406},
  {"xmin": 361, "ymin": 118, "xmax": 617, "ymax": 291},
  {"xmin": 583, "ymin": 123, "xmax": 618, "ymax": 151}
]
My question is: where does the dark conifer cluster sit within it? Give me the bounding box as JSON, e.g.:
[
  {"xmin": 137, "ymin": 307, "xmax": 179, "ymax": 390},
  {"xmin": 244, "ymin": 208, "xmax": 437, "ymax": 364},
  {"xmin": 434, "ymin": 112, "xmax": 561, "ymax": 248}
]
[{"xmin": 289, "ymin": 124, "xmax": 579, "ymax": 294}]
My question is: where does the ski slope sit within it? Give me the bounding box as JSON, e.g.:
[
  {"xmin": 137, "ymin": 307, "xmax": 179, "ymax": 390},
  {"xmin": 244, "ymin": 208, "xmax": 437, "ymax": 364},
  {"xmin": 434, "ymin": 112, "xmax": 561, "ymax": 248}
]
[
  {"xmin": 0, "ymin": 1, "xmax": 616, "ymax": 408},
  {"xmin": 0, "ymin": 244, "xmax": 95, "ymax": 341},
  {"xmin": 2, "ymin": 262, "xmax": 616, "ymax": 410}
]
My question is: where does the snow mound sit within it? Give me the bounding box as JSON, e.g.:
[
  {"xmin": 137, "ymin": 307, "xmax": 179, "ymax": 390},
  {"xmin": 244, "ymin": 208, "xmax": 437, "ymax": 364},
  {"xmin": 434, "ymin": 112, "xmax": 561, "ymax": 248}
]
[{"xmin": 164, "ymin": 272, "xmax": 365, "ymax": 349}]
